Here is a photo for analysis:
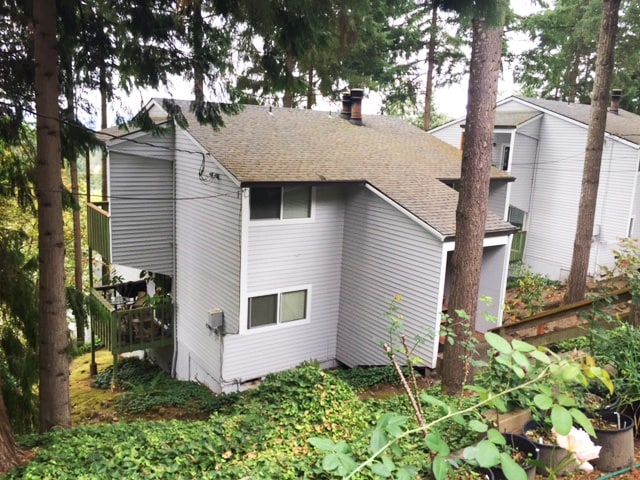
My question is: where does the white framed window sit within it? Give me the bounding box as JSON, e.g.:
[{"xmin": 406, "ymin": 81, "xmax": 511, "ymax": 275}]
[
  {"xmin": 499, "ymin": 144, "xmax": 510, "ymax": 171},
  {"xmin": 508, "ymin": 205, "xmax": 526, "ymax": 230},
  {"xmin": 247, "ymin": 288, "xmax": 309, "ymax": 329},
  {"xmin": 250, "ymin": 186, "xmax": 312, "ymax": 220}
]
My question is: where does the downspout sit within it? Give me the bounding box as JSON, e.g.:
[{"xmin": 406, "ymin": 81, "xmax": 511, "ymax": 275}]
[{"xmin": 171, "ymin": 142, "xmax": 178, "ymax": 377}]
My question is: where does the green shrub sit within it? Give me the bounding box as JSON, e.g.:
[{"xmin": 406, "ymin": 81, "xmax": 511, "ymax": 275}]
[{"xmin": 328, "ymin": 365, "xmax": 406, "ymax": 391}]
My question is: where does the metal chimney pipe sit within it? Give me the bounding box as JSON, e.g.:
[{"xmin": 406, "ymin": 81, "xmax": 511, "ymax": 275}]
[
  {"xmin": 340, "ymin": 91, "xmax": 352, "ymax": 119},
  {"xmin": 349, "ymin": 88, "xmax": 364, "ymax": 126},
  {"xmin": 610, "ymin": 89, "xmax": 622, "ymax": 114}
]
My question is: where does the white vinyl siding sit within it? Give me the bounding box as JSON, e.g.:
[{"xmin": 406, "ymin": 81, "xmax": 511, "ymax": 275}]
[
  {"xmin": 429, "ymin": 120, "xmax": 465, "ymax": 147},
  {"xmin": 173, "ymin": 128, "xmax": 242, "ymax": 392},
  {"xmin": 337, "ymin": 187, "xmax": 444, "ymax": 369},
  {"xmin": 508, "ymin": 122, "xmax": 540, "ymax": 214},
  {"xmin": 221, "ymin": 185, "xmax": 345, "ymax": 386},
  {"xmin": 109, "ymin": 132, "xmax": 175, "ymax": 275},
  {"xmin": 488, "ymin": 181, "xmax": 508, "ymax": 220},
  {"xmin": 522, "ymin": 113, "xmax": 638, "ymax": 280}
]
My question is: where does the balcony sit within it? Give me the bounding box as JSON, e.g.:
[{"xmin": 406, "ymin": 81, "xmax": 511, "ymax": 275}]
[
  {"xmin": 87, "ymin": 202, "xmax": 110, "ymax": 263},
  {"xmin": 89, "ymin": 285, "xmax": 173, "ymax": 355},
  {"xmin": 510, "ymin": 231, "xmax": 527, "ymax": 263}
]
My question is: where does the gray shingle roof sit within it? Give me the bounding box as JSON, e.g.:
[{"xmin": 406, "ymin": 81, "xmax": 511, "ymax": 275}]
[
  {"xmin": 110, "ymin": 100, "xmax": 516, "ymax": 238},
  {"xmin": 493, "ymin": 110, "xmax": 542, "ymax": 128},
  {"xmin": 515, "ymin": 96, "xmax": 640, "ymax": 145}
]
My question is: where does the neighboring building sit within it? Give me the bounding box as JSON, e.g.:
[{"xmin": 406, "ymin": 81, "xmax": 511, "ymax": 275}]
[
  {"xmin": 88, "ymin": 93, "xmax": 515, "ymax": 393},
  {"xmin": 431, "ymin": 95, "xmax": 640, "ymax": 282}
]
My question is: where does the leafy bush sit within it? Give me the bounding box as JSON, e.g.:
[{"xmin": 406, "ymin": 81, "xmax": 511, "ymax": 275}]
[
  {"xmin": 91, "ymin": 356, "xmax": 238, "ymax": 415},
  {"xmin": 328, "ymin": 365, "xmax": 406, "ymax": 391},
  {"xmin": 8, "ymin": 363, "xmax": 373, "ymax": 479},
  {"xmin": 507, "ymin": 263, "xmax": 559, "ymax": 318}
]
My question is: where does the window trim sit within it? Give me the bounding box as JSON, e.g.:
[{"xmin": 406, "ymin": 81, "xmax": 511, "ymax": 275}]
[
  {"xmin": 245, "ymin": 285, "xmax": 311, "ymax": 333},
  {"xmin": 249, "ymin": 186, "xmax": 314, "ymax": 223}
]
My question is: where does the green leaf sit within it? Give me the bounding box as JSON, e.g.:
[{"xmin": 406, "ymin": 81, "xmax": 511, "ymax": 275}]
[
  {"xmin": 425, "ymin": 432, "xmax": 450, "ymax": 456},
  {"xmin": 474, "ymin": 440, "xmax": 501, "ymax": 468},
  {"xmin": 551, "ymin": 405, "xmax": 572, "ymax": 436},
  {"xmin": 529, "ymin": 349, "xmax": 551, "ymax": 364},
  {"xmin": 512, "ymin": 365, "xmax": 525, "ymax": 379},
  {"xmin": 468, "ymin": 419, "xmax": 488, "ymax": 432},
  {"xmin": 309, "ymin": 437, "xmax": 338, "ymax": 452},
  {"xmin": 370, "ymin": 429, "xmax": 389, "ymax": 455},
  {"xmin": 570, "ymin": 408, "xmax": 596, "ymax": 437},
  {"xmin": 432, "ymin": 455, "xmax": 450, "ymax": 480},
  {"xmin": 487, "ymin": 428, "xmax": 506, "ymax": 444},
  {"xmin": 396, "ymin": 467, "xmax": 416, "ymax": 480},
  {"xmin": 485, "ymin": 332, "xmax": 513, "ymax": 354},
  {"xmin": 533, "ymin": 393, "xmax": 553, "ymax": 411},
  {"xmin": 322, "ymin": 453, "xmax": 357, "ymax": 475},
  {"xmin": 420, "ymin": 393, "xmax": 451, "ymax": 413},
  {"xmin": 371, "ymin": 461, "xmax": 392, "ymax": 477},
  {"xmin": 512, "ymin": 339, "xmax": 535, "ymax": 352},
  {"xmin": 512, "ymin": 350, "xmax": 531, "ymax": 369},
  {"xmin": 499, "ymin": 452, "xmax": 528, "ymax": 480}
]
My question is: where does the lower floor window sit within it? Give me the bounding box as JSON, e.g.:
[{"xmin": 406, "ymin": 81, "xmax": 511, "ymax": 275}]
[{"xmin": 248, "ymin": 289, "xmax": 308, "ymax": 329}]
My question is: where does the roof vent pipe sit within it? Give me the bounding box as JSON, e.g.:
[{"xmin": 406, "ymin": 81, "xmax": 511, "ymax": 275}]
[
  {"xmin": 349, "ymin": 88, "xmax": 364, "ymax": 126},
  {"xmin": 340, "ymin": 91, "xmax": 352, "ymax": 119},
  {"xmin": 610, "ymin": 88, "xmax": 622, "ymax": 114}
]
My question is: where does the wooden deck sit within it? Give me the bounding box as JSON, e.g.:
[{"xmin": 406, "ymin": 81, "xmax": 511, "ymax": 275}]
[{"xmin": 90, "ymin": 286, "xmax": 174, "ymax": 355}]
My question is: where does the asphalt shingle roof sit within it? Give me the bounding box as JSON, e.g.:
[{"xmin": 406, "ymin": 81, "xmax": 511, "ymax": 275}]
[
  {"xmin": 110, "ymin": 100, "xmax": 516, "ymax": 238},
  {"xmin": 515, "ymin": 96, "xmax": 640, "ymax": 145}
]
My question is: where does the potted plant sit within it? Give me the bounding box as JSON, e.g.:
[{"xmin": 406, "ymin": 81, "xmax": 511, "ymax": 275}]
[
  {"xmin": 490, "ymin": 433, "xmax": 539, "ymax": 480},
  {"xmin": 588, "ymin": 410, "xmax": 634, "ymax": 473}
]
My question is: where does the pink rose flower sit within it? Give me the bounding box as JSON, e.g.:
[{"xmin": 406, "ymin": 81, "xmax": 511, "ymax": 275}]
[{"xmin": 552, "ymin": 427, "xmax": 601, "ymax": 471}]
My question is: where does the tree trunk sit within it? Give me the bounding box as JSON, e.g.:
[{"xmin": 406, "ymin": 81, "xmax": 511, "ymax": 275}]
[
  {"xmin": 62, "ymin": 49, "xmax": 85, "ymax": 346},
  {"xmin": 71, "ymin": 160, "xmax": 84, "ymax": 345},
  {"xmin": 565, "ymin": 0, "xmax": 621, "ymax": 304},
  {"xmin": 283, "ymin": 50, "xmax": 296, "ymax": 108},
  {"xmin": 0, "ymin": 391, "xmax": 22, "ymax": 474},
  {"xmin": 33, "ymin": 0, "xmax": 72, "ymax": 432},
  {"xmin": 566, "ymin": 38, "xmax": 584, "ymax": 103},
  {"xmin": 440, "ymin": 16, "xmax": 503, "ymax": 395},
  {"xmin": 423, "ymin": 2, "xmax": 438, "ymax": 130},
  {"xmin": 191, "ymin": 0, "xmax": 205, "ymax": 104},
  {"xmin": 306, "ymin": 67, "xmax": 314, "ymax": 109}
]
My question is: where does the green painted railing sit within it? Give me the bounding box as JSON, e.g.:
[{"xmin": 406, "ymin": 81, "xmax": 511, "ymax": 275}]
[
  {"xmin": 510, "ymin": 231, "xmax": 527, "ymax": 263},
  {"xmin": 87, "ymin": 202, "xmax": 111, "ymax": 263}
]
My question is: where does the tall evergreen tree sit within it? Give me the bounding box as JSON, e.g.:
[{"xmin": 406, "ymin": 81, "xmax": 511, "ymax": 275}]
[
  {"xmin": 33, "ymin": 0, "xmax": 71, "ymax": 432},
  {"xmin": 565, "ymin": 0, "xmax": 622, "ymax": 302},
  {"xmin": 439, "ymin": 0, "xmax": 507, "ymax": 395}
]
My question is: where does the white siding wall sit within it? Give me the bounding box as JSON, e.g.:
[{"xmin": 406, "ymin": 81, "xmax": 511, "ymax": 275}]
[
  {"xmin": 632, "ymin": 169, "xmax": 640, "ymax": 237},
  {"xmin": 173, "ymin": 129, "xmax": 242, "ymax": 392},
  {"xmin": 337, "ymin": 187, "xmax": 444, "ymax": 369},
  {"xmin": 430, "ymin": 120, "xmax": 465, "ymax": 147},
  {"xmin": 509, "ymin": 123, "xmax": 540, "ymax": 216},
  {"xmin": 109, "ymin": 132, "xmax": 175, "ymax": 274},
  {"xmin": 524, "ymin": 115, "xmax": 638, "ymax": 280},
  {"xmin": 488, "ymin": 182, "xmax": 508, "ymax": 219},
  {"xmin": 220, "ymin": 185, "xmax": 345, "ymax": 389},
  {"xmin": 590, "ymin": 140, "xmax": 639, "ymax": 273}
]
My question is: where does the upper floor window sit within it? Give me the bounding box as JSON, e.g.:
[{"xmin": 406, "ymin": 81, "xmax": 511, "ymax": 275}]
[
  {"xmin": 508, "ymin": 205, "xmax": 526, "ymax": 230},
  {"xmin": 492, "ymin": 144, "xmax": 510, "ymax": 171},
  {"xmin": 250, "ymin": 186, "xmax": 312, "ymax": 220}
]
